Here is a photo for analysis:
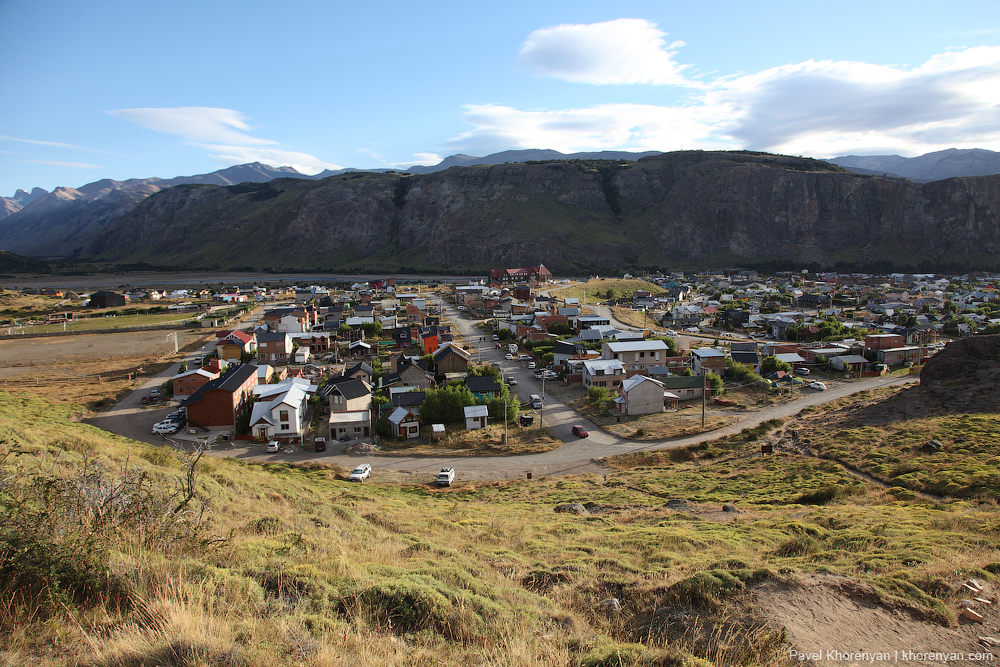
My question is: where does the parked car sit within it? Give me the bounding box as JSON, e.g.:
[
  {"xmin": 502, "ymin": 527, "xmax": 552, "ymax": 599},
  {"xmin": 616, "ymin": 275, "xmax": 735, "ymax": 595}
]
[
  {"xmin": 141, "ymin": 395, "xmax": 156, "ymax": 405},
  {"xmin": 152, "ymin": 424, "xmax": 178, "ymax": 435},
  {"xmin": 314, "ymin": 437, "xmax": 327, "ymax": 452},
  {"xmin": 348, "ymin": 464, "xmax": 372, "ymax": 482},
  {"xmin": 149, "ymin": 389, "xmax": 161, "ymax": 397},
  {"xmin": 436, "ymin": 467, "xmax": 455, "ymax": 487},
  {"xmin": 795, "ymin": 368, "xmax": 811, "ymax": 376},
  {"xmin": 571, "ymin": 425, "xmax": 589, "ymax": 438},
  {"xmin": 534, "ymin": 370, "xmax": 544, "ymax": 379},
  {"xmin": 492, "ymin": 334, "xmax": 499, "ymax": 341},
  {"xmin": 541, "ymin": 370, "xmax": 557, "ymax": 380},
  {"xmin": 809, "ymin": 381, "xmax": 827, "ymax": 391},
  {"xmin": 527, "ymin": 361, "xmax": 536, "ymax": 369},
  {"xmin": 266, "ymin": 440, "xmax": 280, "ymax": 453},
  {"xmin": 505, "ymin": 353, "xmax": 514, "ymax": 360},
  {"xmin": 339, "ymin": 433, "xmax": 351, "ymax": 442},
  {"xmin": 518, "ymin": 354, "xmax": 531, "ymax": 361},
  {"xmin": 506, "ymin": 377, "xmax": 517, "ymax": 386}
]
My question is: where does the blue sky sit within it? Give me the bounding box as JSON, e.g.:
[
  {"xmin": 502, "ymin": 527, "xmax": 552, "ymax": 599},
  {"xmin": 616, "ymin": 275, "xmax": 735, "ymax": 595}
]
[{"xmin": 3, "ymin": 0, "xmax": 1000, "ymax": 197}]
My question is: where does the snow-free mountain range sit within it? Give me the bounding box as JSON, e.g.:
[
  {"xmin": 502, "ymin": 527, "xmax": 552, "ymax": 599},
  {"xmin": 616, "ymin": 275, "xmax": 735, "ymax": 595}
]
[{"xmin": 2, "ymin": 148, "xmax": 1000, "ymax": 274}]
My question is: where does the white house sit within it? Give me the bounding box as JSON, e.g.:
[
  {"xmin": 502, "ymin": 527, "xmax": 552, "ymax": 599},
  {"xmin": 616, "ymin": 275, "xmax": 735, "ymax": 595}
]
[
  {"xmin": 248, "ymin": 384, "xmax": 309, "ymax": 440},
  {"xmin": 388, "ymin": 406, "xmax": 421, "ymax": 440}
]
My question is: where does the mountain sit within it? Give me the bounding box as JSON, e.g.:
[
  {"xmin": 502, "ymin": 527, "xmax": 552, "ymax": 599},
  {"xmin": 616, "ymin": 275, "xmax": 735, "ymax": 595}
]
[
  {"xmin": 80, "ymin": 150, "xmax": 1000, "ymax": 274},
  {"xmin": 830, "ymin": 148, "xmax": 1000, "ymax": 182},
  {"xmin": 0, "ymin": 152, "xmax": 663, "ymax": 257},
  {"xmin": 403, "ymin": 149, "xmax": 663, "ymax": 174}
]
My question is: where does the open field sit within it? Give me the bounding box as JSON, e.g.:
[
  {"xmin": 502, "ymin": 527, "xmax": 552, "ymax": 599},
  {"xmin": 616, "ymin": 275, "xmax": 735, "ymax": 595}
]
[
  {"xmin": 548, "ymin": 278, "xmax": 666, "ymax": 304},
  {"xmin": 0, "ymin": 328, "xmax": 215, "ymax": 408},
  {"xmin": 2, "ymin": 387, "xmax": 998, "ymax": 666},
  {"xmin": 376, "ymin": 423, "xmax": 563, "ymax": 457}
]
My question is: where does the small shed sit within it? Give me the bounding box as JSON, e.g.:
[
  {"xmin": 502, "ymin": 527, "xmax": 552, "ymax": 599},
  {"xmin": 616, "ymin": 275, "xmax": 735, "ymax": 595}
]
[{"xmin": 464, "ymin": 404, "xmax": 489, "ymax": 430}]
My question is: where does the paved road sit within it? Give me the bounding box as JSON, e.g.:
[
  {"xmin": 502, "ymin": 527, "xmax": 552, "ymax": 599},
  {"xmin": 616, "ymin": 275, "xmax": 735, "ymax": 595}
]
[{"xmin": 86, "ymin": 294, "xmax": 919, "ymax": 484}]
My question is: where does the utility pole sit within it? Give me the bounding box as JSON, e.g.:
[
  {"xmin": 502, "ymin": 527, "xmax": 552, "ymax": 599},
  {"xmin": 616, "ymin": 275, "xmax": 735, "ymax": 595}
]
[
  {"xmin": 702, "ymin": 374, "xmax": 708, "ymax": 428},
  {"xmin": 538, "ymin": 376, "xmax": 545, "ymax": 431}
]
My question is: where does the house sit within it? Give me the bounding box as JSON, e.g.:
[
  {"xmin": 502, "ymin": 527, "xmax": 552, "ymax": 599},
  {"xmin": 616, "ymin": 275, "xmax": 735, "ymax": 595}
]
[
  {"xmin": 877, "ymin": 346, "xmax": 922, "ymax": 366},
  {"xmin": 171, "ymin": 367, "xmax": 221, "ymax": 399},
  {"xmin": 614, "ymin": 375, "xmax": 666, "ymax": 416},
  {"xmin": 389, "ymin": 388, "xmax": 426, "ymax": 409},
  {"xmin": 292, "ymin": 333, "xmax": 330, "ymax": 353},
  {"xmin": 433, "ymin": 342, "xmax": 472, "ymax": 374},
  {"xmin": 464, "ymin": 404, "xmax": 489, "ymax": 430},
  {"xmin": 343, "ymin": 362, "xmax": 374, "ymax": 385},
  {"xmin": 691, "ymin": 348, "xmax": 726, "ymax": 375},
  {"xmin": 831, "ymin": 355, "xmax": 868, "ymax": 374},
  {"xmin": 293, "ymin": 346, "xmax": 311, "ymax": 364},
  {"xmin": 465, "ymin": 375, "xmax": 502, "ymax": 400},
  {"xmin": 215, "ymin": 330, "xmax": 255, "ymax": 363},
  {"xmin": 601, "ymin": 340, "xmax": 670, "ymax": 373},
  {"xmin": 256, "ymin": 332, "xmax": 292, "ymax": 364},
  {"xmin": 387, "ymin": 355, "xmax": 434, "ymax": 389},
  {"xmin": 87, "ymin": 291, "xmax": 126, "ymax": 309},
  {"xmin": 182, "ymin": 364, "xmax": 258, "ymax": 427},
  {"xmin": 248, "ymin": 383, "xmax": 310, "ymax": 441},
  {"xmin": 658, "ymin": 375, "xmax": 706, "ymax": 400},
  {"xmin": 325, "ymin": 378, "xmax": 372, "ymax": 414},
  {"xmin": 577, "ymin": 314, "xmax": 611, "ymax": 330},
  {"xmin": 865, "ymin": 333, "xmax": 905, "ymax": 351},
  {"xmin": 581, "ymin": 359, "xmax": 625, "ymax": 390},
  {"xmin": 487, "ymin": 265, "xmax": 552, "ymax": 287},
  {"xmin": 388, "ymin": 406, "xmax": 421, "ymax": 439}
]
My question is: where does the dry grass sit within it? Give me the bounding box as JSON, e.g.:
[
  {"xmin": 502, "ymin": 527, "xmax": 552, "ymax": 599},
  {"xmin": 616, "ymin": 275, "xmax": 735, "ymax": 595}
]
[
  {"xmin": 3, "ymin": 373, "xmax": 1000, "ymax": 666},
  {"xmin": 548, "ymin": 278, "xmax": 666, "ymax": 304},
  {"xmin": 568, "ymin": 396, "xmax": 735, "ymax": 440}
]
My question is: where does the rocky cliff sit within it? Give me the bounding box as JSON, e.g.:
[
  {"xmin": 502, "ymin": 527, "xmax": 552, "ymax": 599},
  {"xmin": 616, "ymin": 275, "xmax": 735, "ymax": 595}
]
[{"xmin": 19, "ymin": 151, "xmax": 1000, "ymax": 273}]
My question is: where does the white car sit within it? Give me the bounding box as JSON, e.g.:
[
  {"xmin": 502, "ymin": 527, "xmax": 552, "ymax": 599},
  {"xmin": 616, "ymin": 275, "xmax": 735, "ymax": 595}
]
[
  {"xmin": 348, "ymin": 464, "xmax": 372, "ymax": 482},
  {"xmin": 527, "ymin": 361, "xmax": 536, "ymax": 369},
  {"xmin": 266, "ymin": 440, "xmax": 280, "ymax": 453},
  {"xmin": 541, "ymin": 370, "xmax": 558, "ymax": 380},
  {"xmin": 505, "ymin": 353, "xmax": 514, "ymax": 360},
  {"xmin": 152, "ymin": 424, "xmax": 178, "ymax": 435},
  {"xmin": 809, "ymin": 381, "xmax": 827, "ymax": 391},
  {"xmin": 436, "ymin": 467, "xmax": 455, "ymax": 487},
  {"xmin": 518, "ymin": 354, "xmax": 531, "ymax": 361},
  {"xmin": 795, "ymin": 368, "xmax": 811, "ymax": 376}
]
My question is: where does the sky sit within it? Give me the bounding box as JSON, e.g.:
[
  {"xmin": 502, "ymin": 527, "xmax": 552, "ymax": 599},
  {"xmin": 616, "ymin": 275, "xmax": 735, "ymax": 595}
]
[{"xmin": 2, "ymin": 0, "xmax": 1000, "ymax": 197}]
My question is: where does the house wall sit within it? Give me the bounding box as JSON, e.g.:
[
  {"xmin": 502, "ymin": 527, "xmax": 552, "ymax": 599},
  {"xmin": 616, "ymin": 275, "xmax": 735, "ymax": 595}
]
[
  {"xmin": 174, "ymin": 373, "xmax": 217, "ymax": 397},
  {"xmin": 188, "ymin": 376, "xmax": 256, "ymax": 427},
  {"xmin": 621, "ymin": 382, "xmax": 664, "ymax": 415},
  {"xmin": 436, "ymin": 353, "xmax": 469, "ymax": 374}
]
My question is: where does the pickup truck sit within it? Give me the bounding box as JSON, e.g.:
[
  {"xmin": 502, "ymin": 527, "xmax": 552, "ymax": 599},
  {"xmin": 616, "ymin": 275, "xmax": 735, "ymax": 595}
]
[{"xmin": 436, "ymin": 467, "xmax": 456, "ymax": 487}]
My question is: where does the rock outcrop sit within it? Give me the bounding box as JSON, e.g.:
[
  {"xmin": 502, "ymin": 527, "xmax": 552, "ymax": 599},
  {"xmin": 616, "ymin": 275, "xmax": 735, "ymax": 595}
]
[{"xmin": 5, "ymin": 150, "xmax": 1000, "ymax": 272}]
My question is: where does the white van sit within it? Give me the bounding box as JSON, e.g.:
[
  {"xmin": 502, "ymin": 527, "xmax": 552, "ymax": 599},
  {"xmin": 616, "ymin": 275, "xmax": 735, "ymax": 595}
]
[{"xmin": 529, "ymin": 394, "xmax": 542, "ymax": 409}]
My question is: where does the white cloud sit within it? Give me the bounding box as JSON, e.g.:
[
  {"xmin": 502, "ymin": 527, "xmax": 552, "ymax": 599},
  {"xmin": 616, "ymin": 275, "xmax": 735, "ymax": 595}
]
[
  {"xmin": 23, "ymin": 160, "xmax": 102, "ymax": 168},
  {"xmin": 519, "ymin": 18, "xmax": 696, "ymax": 86},
  {"xmin": 455, "ymin": 32, "xmax": 1000, "ymax": 159},
  {"xmin": 108, "ymin": 107, "xmax": 342, "ymax": 173},
  {"xmin": 108, "ymin": 107, "xmax": 275, "ymax": 146},
  {"xmin": 0, "ymin": 135, "xmax": 93, "ymax": 150},
  {"xmin": 447, "ymin": 103, "xmax": 720, "ymax": 155}
]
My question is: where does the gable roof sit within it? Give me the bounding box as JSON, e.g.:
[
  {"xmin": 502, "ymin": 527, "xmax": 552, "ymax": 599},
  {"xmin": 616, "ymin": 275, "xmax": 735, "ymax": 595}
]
[
  {"xmin": 620, "ymin": 374, "xmax": 665, "ymax": 393},
  {"xmin": 327, "ymin": 378, "xmax": 372, "ymax": 401},
  {"xmin": 465, "ymin": 375, "xmax": 502, "ymax": 393}
]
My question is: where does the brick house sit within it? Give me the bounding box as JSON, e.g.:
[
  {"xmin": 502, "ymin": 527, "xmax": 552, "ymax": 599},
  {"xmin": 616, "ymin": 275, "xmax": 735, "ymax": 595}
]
[{"xmin": 257, "ymin": 332, "xmax": 292, "ymax": 364}]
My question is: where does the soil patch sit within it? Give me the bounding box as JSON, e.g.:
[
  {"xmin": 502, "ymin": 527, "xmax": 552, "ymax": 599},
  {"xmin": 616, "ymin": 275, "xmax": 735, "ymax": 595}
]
[{"xmin": 754, "ymin": 573, "xmax": 997, "ymax": 666}]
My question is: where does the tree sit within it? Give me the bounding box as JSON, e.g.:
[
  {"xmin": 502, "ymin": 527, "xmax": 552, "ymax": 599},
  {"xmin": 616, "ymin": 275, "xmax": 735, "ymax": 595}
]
[
  {"xmin": 760, "ymin": 355, "xmax": 792, "ymax": 376},
  {"xmin": 705, "ymin": 372, "xmax": 724, "ymax": 396},
  {"xmin": 547, "ymin": 322, "xmax": 575, "ymax": 336}
]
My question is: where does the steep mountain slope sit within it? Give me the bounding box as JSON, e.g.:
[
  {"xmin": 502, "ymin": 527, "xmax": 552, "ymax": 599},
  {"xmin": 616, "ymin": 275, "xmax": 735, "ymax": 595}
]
[
  {"xmin": 831, "ymin": 148, "xmax": 1000, "ymax": 182},
  {"xmin": 84, "ymin": 151, "xmax": 1000, "ymax": 273}
]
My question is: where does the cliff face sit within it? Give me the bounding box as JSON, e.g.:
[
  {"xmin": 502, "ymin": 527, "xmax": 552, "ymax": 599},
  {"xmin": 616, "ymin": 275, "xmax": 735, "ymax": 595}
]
[{"xmin": 40, "ymin": 151, "xmax": 1000, "ymax": 272}]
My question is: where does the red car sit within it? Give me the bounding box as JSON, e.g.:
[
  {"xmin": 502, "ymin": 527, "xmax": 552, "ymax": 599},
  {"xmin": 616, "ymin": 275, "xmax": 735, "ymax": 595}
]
[
  {"xmin": 140, "ymin": 395, "xmax": 156, "ymax": 405},
  {"xmin": 571, "ymin": 425, "xmax": 589, "ymax": 438}
]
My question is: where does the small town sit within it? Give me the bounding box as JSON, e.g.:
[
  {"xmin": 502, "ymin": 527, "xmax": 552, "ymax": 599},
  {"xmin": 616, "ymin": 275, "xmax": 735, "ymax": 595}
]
[{"xmin": 2, "ymin": 263, "xmax": 990, "ymax": 463}]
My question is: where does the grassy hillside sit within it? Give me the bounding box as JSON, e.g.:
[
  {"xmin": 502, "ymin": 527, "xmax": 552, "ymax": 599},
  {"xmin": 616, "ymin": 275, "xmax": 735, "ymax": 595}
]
[{"xmin": 1, "ymin": 388, "xmax": 998, "ymax": 666}]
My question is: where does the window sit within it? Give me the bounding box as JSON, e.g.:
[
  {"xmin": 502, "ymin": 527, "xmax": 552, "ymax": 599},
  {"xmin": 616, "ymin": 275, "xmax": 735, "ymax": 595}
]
[
  {"xmin": 281, "ymin": 423, "xmax": 290, "ymax": 430},
  {"xmin": 612, "ymin": 353, "xmax": 619, "ymax": 359},
  {"xmin": 279, "ymin": 410, "xmax": 289, "ymax": 422},
  {"xmin": 640, "ymin": 351, "xmax": 645, "ymax": 358},
  {"xmin": 354, "ymin": 427, "xmax": 362, "ymax": 433}
]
